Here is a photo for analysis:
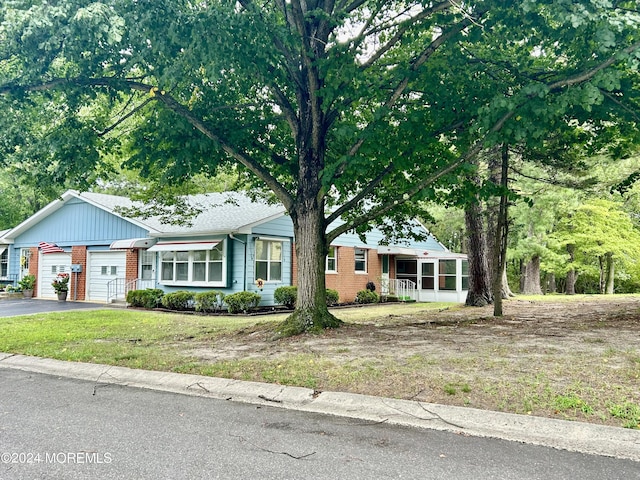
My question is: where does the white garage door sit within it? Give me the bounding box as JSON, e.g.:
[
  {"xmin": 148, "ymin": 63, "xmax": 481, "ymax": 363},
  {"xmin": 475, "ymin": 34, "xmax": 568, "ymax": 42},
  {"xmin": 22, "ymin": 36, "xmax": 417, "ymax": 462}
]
[
  {"xmin": 87, "ymin": 251, "xmax": 126, "ymax": 302},
  {"xmin": 38, "ymin": 253, "xmax": 72, "ymax": 299}
]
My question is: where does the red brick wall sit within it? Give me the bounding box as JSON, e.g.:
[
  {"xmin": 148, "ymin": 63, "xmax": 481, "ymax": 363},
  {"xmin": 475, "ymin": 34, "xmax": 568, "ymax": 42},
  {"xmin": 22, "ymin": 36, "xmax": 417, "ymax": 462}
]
[
  {"xmin": 325, "ymin": 247, "xmax": 382, "ymax": 302},
  {"xmin": 125, "ymin": 250, "xmax": 138, "ymax": 283},
  {"xmin": 28, "ymin": 247, "xmax": 39, "ymax": 296},
  {"xmin": 292, "ymin": 245, "xmax": 384, "ymax": 303},
  {"xmin": 71, "ymin": 246, "xmax": 87, "ymax": 300}
]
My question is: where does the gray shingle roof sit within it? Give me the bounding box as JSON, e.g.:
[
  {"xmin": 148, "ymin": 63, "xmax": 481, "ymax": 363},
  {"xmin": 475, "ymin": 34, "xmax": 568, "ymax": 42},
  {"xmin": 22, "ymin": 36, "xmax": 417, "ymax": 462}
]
[{"xmin": 79, "ymin": 191, "xmax": 286, "ymax": 235}]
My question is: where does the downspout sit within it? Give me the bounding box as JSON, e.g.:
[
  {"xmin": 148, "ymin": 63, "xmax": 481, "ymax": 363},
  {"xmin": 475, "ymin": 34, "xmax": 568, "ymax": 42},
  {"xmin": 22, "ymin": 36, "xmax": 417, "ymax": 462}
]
[{"xmin": 229, "ymin": 234, "xmax": 247, "ymax": 291}]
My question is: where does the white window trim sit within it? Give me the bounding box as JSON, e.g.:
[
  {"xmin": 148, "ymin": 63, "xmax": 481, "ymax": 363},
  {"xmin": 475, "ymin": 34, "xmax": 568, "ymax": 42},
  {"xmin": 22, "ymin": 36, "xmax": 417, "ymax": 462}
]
[
  {"xmin": 438, "ymin": 259, "xmax": 457, "ymax": 291},
  {"xmin": 354, "ymin": 248, "xmax": 368, "ymax": 274},
  {"xmin": 255, "ymin": 239, "xmax": 283, "ymax": 282},
  {"xmin": 159, "ymin": 242, "xmax": 227, "ymax": 287},
  {"xmin": 326, "ymin": 246, "xmax": 338, "ymax": 273},
  {"xmin": 0, "ymin": 248, "xmax": 9, "ymax": 278}
]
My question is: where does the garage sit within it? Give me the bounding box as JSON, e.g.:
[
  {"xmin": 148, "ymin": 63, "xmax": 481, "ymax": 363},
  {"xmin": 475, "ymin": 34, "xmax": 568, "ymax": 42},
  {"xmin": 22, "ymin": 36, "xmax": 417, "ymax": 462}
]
[
  {"xmin": 38, "ymin": 253, "xmax": 72, "ymax": 299},
  {"xmin": 86, "ymin": 251, "xmax": 127, "ymax": 302}
]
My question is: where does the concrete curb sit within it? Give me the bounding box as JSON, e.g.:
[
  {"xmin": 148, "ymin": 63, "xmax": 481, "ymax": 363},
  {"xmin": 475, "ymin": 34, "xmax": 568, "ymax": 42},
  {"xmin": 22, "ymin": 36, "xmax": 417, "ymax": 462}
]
[{"xmin": 1, "ymin": 352, "xmax": 639, "ymax": 462}]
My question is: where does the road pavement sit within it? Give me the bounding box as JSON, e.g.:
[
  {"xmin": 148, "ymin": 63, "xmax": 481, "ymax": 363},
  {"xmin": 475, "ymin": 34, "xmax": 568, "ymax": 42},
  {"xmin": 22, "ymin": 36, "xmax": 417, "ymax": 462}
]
[{"xmin": 1, "ymin": 368, "xmax": 639, "ymax": 480}]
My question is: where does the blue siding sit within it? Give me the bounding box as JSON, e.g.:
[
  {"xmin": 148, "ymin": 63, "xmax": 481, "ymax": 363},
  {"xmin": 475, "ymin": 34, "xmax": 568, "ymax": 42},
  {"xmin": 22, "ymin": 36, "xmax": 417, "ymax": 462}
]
[
  {"xmin": 252, "ymin": 215, "xmax": 295, "ymax": 237},
  {"xmin": 12, "ymin": 199, "xmax": 149, "ymax": 248},
  {"xmin": 249, "ymin": 216, "xmax": 295, "ymax": 305},
  {"xmin": 243, "ymin": 235, "xmax": 292, "ymax": 306}
]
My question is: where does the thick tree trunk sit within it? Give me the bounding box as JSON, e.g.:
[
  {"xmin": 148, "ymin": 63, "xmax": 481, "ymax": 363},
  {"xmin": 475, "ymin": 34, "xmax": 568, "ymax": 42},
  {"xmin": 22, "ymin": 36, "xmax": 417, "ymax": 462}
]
[
  {"xmin": 464, "ymin": 202, "xmax": 493, "ymax": 307},
  {"xmin": 275, "ymin": 197, "xmax": 342, "ymax": 337},
  {"xmin": 522, "ymin": 255, "xmax": 543, "ymax": 295},
  {"xmin": 605, "ymin": 252, "xmax": 614, "ymax": 294},
  {"xmin": 565, "ymin": 244, "xmax": 577, "ymax": 295}
]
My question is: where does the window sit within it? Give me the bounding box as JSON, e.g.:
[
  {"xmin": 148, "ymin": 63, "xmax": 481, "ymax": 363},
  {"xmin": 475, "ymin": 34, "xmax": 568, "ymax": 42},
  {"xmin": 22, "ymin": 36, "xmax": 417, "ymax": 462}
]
[
  {"xmin": 462, "ymin": 260, "xmax": 469, "ymax": 290},
  {"xmin": 421, "ymin": 262, "xmax": 435, "ymax": 290},
  {"xmin": 326, "ymin": 246, "xmax": 337, "ymax": 272},
  {"xmin": 140, "ymin": 250, "xmax": 155, "ymax": 280},
  {"xmin": 354, "ymin": 248, "xmax": 367, "ymax": 273},
  {"xmin": 439, "ymin": 259, "xmax": 457, "ymax": 291},
  {"xmin": 396, "ymin": 259, "xmax": 417, "ymax": 286},
  {"xmin": 0, "ymin": 249, "xmax": 7, "ymax": 277},
  {"xmin": 160, "ymin": 243, "xmax": 225, "ymax": 285},
  {"xmin": 381, "ymin": 255, "xmax": 389, "ymax": 275},
  {"xmin": 255, "ymin": 240, "xmax": 282, "ymax": 282},
  {"xmin": 20, "ymin": 249, "xmax": 30, "ymax": 271},
  {"xmin": 100, "ymin": 266, "xmax": 117, "ymax": 276}
]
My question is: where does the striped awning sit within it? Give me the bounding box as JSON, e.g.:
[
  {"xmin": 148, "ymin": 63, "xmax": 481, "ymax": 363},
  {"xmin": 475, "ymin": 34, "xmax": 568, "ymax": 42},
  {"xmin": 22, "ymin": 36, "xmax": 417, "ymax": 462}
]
[
  {"xmin": 148, "ymin": 241, "xmax": 220, "ymax": 252},
  {"xmin": 110, "ymin": 238, "xmax": 158, "ymax": 250}
]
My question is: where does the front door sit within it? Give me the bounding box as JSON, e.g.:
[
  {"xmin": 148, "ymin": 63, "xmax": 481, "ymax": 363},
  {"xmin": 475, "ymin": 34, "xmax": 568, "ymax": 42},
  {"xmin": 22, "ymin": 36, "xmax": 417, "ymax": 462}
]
[
  {"xmin": 380, "ymin": 255, "xmax": 389, "ymax": 295},
  {"xmin": 138, "ymin": 250, "xmax": 157, "ymax": 289}
]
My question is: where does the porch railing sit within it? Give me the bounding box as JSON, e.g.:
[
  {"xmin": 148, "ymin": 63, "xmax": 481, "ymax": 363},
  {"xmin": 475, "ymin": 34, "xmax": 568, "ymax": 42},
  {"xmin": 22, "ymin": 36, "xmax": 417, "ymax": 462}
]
[
  {"xmin": 106, "ymin": 278, "xmax": 157, "ymax": 304},
  {"xmin": 106, "ymin": 278, "xmax": 127, "ymax": 303},
  {"xmin": 0, "ymin": 274, "xmax": 18, "ymax": 286},
  {"xmin": 387, "ymin": 278, "xmax": 417, "ymax": 302}
]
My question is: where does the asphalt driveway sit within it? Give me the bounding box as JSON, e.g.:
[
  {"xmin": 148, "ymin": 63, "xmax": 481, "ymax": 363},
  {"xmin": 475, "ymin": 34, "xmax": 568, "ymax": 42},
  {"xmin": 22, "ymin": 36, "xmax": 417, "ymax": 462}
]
[{"xmin": 0, "ymin": 298, "xmax": 108, "ymax": 317}]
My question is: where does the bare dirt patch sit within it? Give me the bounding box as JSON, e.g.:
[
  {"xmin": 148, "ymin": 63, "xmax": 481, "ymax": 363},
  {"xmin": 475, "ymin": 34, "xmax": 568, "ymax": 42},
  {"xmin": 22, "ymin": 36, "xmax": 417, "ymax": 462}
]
[{"xmin": 184, "ymin": 296, "xmax": 640, "ymax": 428}]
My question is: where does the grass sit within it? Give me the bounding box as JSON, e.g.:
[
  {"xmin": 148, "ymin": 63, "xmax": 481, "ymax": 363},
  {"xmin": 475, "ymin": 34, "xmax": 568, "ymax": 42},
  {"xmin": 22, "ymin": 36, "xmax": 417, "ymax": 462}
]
[
  {"xmin": 0, "ymin": 297, "xmax": 639, "ymax": 429},
  {"xmin": 0, "ymin": 310, "xmax": 264, "ymax": 370}
]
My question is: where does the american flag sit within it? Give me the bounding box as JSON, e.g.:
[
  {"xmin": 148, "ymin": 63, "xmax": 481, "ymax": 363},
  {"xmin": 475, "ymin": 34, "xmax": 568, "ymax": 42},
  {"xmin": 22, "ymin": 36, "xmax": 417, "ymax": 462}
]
[{"xmin": 39, "ymin": 242, "xmax": 65, "ymax": 254}]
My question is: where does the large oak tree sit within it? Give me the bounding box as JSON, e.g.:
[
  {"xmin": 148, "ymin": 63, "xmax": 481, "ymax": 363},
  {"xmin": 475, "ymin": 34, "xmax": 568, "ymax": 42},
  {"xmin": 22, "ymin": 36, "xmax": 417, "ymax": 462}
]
[{"xmin": 1, "ymin": 1, "xmax": 639, "ymax": 334}]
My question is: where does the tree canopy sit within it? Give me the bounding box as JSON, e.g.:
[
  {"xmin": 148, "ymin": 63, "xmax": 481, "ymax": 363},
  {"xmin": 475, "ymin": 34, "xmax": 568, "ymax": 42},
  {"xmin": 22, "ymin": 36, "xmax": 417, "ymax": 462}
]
[{"xmin": 1, "ymin": 0, "xmax": 639, "ymax": 332}]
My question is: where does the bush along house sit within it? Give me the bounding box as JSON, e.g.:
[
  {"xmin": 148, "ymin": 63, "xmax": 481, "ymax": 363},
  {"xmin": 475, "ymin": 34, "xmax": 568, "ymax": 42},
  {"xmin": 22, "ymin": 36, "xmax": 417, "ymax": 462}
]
[{"xmin": 0, "ymin": 190, "xmax": 468, "ymax": 305}]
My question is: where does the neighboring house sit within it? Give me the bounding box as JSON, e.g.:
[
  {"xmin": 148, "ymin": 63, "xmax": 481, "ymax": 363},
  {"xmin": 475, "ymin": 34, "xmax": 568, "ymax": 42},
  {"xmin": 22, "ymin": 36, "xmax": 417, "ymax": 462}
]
[
  {"xmin": 0, "ymin": 229, "xmax": 13, "ymax": 286},
  {"xmin": 0, "ymin": 190, "xmax": 468, "ymax": 304}
]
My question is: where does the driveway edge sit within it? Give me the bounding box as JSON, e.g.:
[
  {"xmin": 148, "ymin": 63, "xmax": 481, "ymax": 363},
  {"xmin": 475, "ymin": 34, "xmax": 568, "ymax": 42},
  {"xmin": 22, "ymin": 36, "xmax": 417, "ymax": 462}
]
[{"xmin": 1, "ymin": 353, "xmax": 639, "ymax": 462}]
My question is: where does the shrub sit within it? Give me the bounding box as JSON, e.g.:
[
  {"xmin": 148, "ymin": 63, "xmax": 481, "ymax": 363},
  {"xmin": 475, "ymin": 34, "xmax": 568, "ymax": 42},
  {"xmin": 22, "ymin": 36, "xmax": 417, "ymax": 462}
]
[
  {"xmin": 161, "ymin": 291, "xmax": 195, "ymax": 311},
  {"xmin": 18, "ymin": 274, "xmax": 36, "ymax": 291},
  {"xmin": 274, "ymin": 286, "xmax": 297, "ymax": 309},
  {"xmin": 195, "ymin": 291, "xmax": 226, "ymax": 313},
  {"xmin": 326, "ymin": 288, "xmax": 339, "ymax": 306},
  {"xmin": 224, "ymin": 291, "xmax": 261, "ymax": 314},
  {"xmin": 274, "ymin": 286, "xmax": 340, "ymax": 308},
  {"xmin": 365, "ymin": 281, "xmax": 376, "ymax": 292},
  {"xmin": 355, "ymin": 289, "xmax": 379, "ymax": 304},
  {"xmin": 126, "ymin": 289, "xmax": 165, "ymax": 309}
]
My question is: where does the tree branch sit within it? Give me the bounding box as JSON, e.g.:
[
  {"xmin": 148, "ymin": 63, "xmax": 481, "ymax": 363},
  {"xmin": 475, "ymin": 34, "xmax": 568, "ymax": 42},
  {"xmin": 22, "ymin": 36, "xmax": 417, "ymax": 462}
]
[
  {"xmin": 327, "ymin": 11, "xmax": 482, "ymax": 185},
  {"xmin": 1, "ymin": 76, "xmax": 295, "ymax": 210},
  {"xmin": 548, "ymin": 41, "xmax": 640, "ymax": 91},
  {"xmin": 325, "ymin": 162, "xmax": 395, "ymax": 226},
  {"xmin": 96, "ymin": 96, "xmax": 154, "ymax": 137},
  {"xmin": 359, "ymin": 1, "xmax": 453, "ymax": 70}
]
